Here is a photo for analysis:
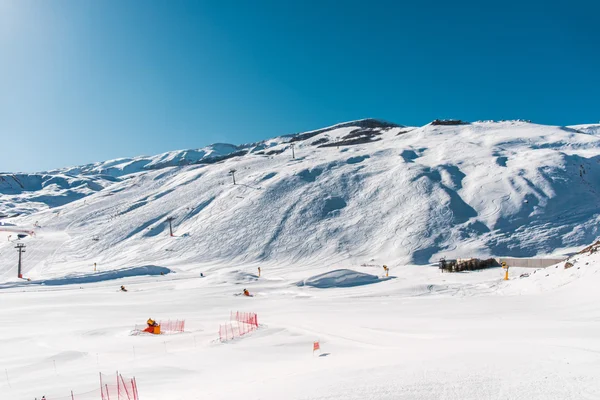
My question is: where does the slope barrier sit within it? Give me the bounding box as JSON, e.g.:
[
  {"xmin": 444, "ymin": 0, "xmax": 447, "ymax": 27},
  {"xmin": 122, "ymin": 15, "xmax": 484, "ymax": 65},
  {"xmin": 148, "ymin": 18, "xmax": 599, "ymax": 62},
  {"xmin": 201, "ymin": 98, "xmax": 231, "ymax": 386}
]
[
  {"xmin": 219, "ymin": 311, "xmax": 259, "ymax": 341},
  {"xmin": 100, "ymin": 372, "xmax": 139, "ymax": 400},
  {"xmin": 39, "ymin": 371, "xmax": 139, "ymax": 400},
  {"xmin": 133, "ymin": 319, "xmax": 185, "ymax": 335}
]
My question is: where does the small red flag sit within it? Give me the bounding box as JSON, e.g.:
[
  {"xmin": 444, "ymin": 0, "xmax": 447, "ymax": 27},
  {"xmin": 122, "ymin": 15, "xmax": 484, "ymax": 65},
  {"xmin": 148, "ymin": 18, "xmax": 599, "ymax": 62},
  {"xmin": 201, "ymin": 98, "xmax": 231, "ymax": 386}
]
[{"xmin": 313, "ymin": 341, "xmax": 320, "ymax": 352}]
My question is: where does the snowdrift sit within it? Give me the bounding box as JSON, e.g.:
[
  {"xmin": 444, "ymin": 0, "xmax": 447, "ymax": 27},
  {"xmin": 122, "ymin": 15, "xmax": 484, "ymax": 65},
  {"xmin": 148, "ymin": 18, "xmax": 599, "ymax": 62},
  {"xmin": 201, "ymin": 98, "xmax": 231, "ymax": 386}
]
[
  {"xmin": 297, "ymin": 269, "xmax": 388, "ymax": 288},
  {"xmin": 0, "ymin": 265, "xmax": 171, "ymax": 289}
]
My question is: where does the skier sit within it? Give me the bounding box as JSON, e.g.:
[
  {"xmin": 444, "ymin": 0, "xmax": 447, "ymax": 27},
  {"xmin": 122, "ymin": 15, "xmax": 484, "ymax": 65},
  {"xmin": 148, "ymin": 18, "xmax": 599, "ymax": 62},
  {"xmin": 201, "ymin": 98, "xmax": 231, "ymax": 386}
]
[
  {"xmin": 243, "ymin": 288, "xmax": 251, "ymax": 297},
  {"xmin": 200, "ymin": 272, "xmax": 204, "ymax": 278},
  {"xmin": 120, "ymin": 285, "xmax": 128, "ymax": 292}
]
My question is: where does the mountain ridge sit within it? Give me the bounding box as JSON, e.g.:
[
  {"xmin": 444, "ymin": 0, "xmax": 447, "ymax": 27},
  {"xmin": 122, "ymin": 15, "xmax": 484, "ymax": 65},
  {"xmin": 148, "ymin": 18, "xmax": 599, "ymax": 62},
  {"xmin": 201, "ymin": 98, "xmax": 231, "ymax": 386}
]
[{"xmin": 2, "ymin": 119, "xmax": 600, "ymax": 276}]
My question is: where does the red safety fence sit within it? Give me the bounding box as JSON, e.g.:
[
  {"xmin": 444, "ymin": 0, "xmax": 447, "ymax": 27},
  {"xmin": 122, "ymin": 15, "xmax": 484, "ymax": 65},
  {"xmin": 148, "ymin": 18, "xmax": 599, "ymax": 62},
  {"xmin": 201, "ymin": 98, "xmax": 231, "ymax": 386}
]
[
  {"xmin": 159, "ymin": 319, "xmax": 185, "ymax": 333},
  {"xmin": 219, "ymin": 311, "xmax": 259, "ymax": 341},
  {"xmin": 0, "ymin": 227, "xmax": 36, "ymax": 236},
  {"xmin": 42, "ymin": 389, "xmax": 99, "ymax": 400},
  {"xmin": 230, "ymin": 311, "xmax": 258, "ymax": 327},
  {"xmin": 132, "ymin": 319, "xmax": 185, "ymax": 335},
  {"xmin": 38, "ymin": 372, "xmax": 139, "ymax": 400},
  {"xmin": 100, "ymin": 372, "xmax": 139, "ymax": 400}
]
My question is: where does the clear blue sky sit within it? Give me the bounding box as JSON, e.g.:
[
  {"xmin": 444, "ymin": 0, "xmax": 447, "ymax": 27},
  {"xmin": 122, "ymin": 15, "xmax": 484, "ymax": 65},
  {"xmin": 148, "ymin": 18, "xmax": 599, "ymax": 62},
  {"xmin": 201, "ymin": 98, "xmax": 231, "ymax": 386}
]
[{"xmin": 1, "ymin": 0, "xmax": 598, "ymax": 172}]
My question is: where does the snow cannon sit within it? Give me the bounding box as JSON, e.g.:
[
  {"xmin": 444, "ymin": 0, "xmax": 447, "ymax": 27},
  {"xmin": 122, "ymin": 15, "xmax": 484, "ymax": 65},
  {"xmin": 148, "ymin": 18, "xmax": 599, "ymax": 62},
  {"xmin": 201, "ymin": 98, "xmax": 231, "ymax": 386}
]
[
  {"xmin": 502, "ymin": 262, "xmax": 509, "ymax": 281},
  {"xmin": 144, "ymin": 318, "xmax": 161, "ymax": 334}
]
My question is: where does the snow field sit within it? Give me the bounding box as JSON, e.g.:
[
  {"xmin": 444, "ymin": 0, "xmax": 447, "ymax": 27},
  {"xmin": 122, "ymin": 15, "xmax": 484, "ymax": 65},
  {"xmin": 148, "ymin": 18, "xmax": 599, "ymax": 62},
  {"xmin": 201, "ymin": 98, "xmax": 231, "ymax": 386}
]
[
  {"xmin": 2, "ymin": 249, "xmax": 600, "ymax": 399},
  {"xmin": 2, "ymin": 120, "xmax": 600, "ymax": 399}
]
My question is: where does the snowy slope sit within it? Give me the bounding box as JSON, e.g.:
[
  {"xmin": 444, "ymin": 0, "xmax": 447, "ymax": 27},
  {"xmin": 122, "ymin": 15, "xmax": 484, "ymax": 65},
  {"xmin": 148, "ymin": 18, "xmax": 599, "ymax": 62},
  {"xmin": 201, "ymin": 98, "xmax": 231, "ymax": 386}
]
[
  {"xmin": 0, "ymin": 173, "xmax": 117, "ymax": 216},
  {"xmin": 569, "ymin": 123, "xmax": 600, "ymax": 135},
  {"xmin": 2, "ymin": 119, "xmax": 600, "ymax": 280},
  {"xmin": 2, "ymin": 238, "xmax": 600, "ymax": 400},
  {"xmin": 3, "ymin": 120, "xmax": 600, "ymax": 400},
  {"xmin": 42, "ymin": 119, "xmax": 400, "ymax": 178},
  {"xmin": 45, "ymin": 143, "xmax": 245, "ymax": 178}
]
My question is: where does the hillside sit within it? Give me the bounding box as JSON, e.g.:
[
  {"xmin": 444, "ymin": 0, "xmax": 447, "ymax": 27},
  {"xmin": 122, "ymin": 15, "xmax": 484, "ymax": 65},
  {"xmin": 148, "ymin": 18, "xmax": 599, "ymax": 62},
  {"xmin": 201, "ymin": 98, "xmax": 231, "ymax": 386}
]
[
  {"xmin": 2, "ymin": 119, "xmax": 600, "ymax": 280},
  {"xmin": 3, "ymin": 119, "xmax": 600, "ymax": 400}
]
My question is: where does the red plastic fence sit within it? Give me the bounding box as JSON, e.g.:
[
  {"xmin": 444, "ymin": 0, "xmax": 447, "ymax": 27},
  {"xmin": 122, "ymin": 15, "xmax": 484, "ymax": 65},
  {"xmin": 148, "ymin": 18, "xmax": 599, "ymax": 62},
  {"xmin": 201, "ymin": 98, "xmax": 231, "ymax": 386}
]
[
  {"xmin": 41, "ymin": 372, "xmax": 139, "ymax": 400},
  {"xmin": 219, "ymin": 311, "xmax": 259, "ymax": 341},
  {"xmin": 230, "ymin": 311, "xmax": 258, "ymax": 327},
  {"xmin": 133, "ymin": 319, "xmax": 185, "ymax": 334},
  {"xmin": 159, "ymin": 319, "xmax": 185, "ymax": 333},
  {"xmin": 100, "ymin": 372, "xmax": 139, "ymax": 400},
  {"xmin": 43, "ymin": 389, "xmax": 98, "ymax": 400}
]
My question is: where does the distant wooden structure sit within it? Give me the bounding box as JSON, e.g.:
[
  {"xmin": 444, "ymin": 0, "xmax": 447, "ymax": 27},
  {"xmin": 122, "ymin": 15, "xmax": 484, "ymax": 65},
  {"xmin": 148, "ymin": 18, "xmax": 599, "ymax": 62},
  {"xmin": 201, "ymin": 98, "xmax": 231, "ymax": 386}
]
[{"xmin": 439, "ymin": 258, "xmax": 498, "ymax": 272}]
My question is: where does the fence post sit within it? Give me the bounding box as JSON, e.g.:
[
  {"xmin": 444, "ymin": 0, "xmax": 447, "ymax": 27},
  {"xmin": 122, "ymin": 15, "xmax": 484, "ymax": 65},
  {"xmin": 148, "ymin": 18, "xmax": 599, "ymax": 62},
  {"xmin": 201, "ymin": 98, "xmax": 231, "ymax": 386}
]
[
  {"xmin": 120, "ymin": 374, "xmax": 132, "ymax": 400},
  {"xmin": 5, "ymin": 369, "xmax": 10, "ymax": 388},
  {"xmin": 71, "ymin": 390, "xmax": 75, "ymax": 400},
  {"xmin": 132, "ymin": 377, "xmax": 139, "ymax": 400},
  {"xmin": 100, "ymin": 372, "xmax": 105, "ymax": 400}
]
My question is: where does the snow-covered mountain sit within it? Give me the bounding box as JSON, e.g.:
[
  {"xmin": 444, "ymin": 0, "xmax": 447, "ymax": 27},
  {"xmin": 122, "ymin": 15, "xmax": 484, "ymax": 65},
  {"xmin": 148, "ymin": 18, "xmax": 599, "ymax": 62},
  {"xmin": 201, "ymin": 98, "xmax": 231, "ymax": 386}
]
[
  {"xmin": 43, "ymin": 120, "xmax": 401, "ymax": 179},
  {"xmin": 0, "ymin": 173, "xmax": 117, "ymax": 217},
  {"xmin": 2, "ymin": 118, "xmax": 600, "ymax": 278}
]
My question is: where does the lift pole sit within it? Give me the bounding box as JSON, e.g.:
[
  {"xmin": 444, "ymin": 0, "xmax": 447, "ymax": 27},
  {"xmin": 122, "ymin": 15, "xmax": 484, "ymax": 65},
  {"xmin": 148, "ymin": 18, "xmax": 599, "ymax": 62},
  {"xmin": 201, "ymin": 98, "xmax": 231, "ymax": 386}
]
[
  {"xmin": 166, "ymin": 217, "xmax": 175, "ymax": 237},
  {"xmin": 15, "ymin": 243, "xmax": 25, "ymax": 279}
]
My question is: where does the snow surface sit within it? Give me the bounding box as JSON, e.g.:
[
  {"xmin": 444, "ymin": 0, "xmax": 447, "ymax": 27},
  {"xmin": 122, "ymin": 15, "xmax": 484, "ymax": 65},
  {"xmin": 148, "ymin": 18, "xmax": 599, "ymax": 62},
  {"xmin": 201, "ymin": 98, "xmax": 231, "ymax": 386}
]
[
  {"xmin": 297, "ymin": 269, "xmax": 387, "ymax": 288},
  {"xmin": 2, "ymin": 119, "xmax": 600, "ymax": 399},
  {"xmin": 1, "ymin": 251, "xmax": 600, "ymax": 399},
  {"xmin": 3, "ymin": 119, "xmax": 600, "ymax": 273},
  {"xmin": 0, "ymin": 174, "xmax": 116, "ymax": 216}
]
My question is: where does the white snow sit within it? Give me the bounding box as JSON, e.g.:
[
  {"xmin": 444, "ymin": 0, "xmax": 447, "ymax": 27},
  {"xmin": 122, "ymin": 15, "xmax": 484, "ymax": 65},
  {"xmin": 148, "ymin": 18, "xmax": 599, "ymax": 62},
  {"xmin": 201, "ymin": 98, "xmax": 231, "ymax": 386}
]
[
  {"xmin": 297, "ymin": 269, "xmax": 387, "ymax": 288},
  {"xmin": 1, "ymin": 119, "xmax": 600, "ymax": 399},
  {"xmin": 3, "ymin": 120, "xmax": 600, "ymax": 274},
  {"xmin": 2, "ymin": 252, "xmax": 600, "ymax": 399}
]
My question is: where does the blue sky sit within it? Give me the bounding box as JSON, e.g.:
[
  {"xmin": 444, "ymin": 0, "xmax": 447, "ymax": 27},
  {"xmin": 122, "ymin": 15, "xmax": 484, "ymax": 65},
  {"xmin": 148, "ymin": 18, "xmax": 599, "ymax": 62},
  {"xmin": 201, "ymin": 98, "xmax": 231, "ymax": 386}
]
[{"xmin": 1, "ymin": 0, "xmax": 598, "ymax": 172}]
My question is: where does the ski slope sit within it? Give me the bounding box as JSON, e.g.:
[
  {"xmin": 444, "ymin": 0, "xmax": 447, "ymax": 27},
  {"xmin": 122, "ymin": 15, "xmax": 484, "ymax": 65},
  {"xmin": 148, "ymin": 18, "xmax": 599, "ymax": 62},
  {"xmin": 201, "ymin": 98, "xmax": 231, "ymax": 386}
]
[
  {"xmin": 2, "ymin": 119, "xmax": 600, "ymax": 280},
  {"xmin": 1, "ymin": 247, "xmax": 600, "ymax": 399},
  {"xmin": 2, "ymin": 119, "xmax": 600, "ymax": 399}
]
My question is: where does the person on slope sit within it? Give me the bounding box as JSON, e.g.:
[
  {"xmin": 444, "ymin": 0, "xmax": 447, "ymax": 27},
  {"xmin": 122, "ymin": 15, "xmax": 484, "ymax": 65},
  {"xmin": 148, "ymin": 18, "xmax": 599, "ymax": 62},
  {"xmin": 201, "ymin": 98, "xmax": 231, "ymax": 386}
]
[
  {"xmin": 120, "ymin": 285, "xmax": 128, "ymax": 292},
  {"xmin": 243, "ymin": 288, "xmax": 251, "ymax": 297}
]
